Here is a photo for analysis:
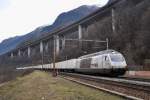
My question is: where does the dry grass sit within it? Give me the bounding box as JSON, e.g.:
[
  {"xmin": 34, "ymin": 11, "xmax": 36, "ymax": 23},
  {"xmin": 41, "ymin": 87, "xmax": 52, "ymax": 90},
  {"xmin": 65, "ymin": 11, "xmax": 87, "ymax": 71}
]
[{"xmin": 0, "ymin": 71, "xmax": 124, "ymax": 100}]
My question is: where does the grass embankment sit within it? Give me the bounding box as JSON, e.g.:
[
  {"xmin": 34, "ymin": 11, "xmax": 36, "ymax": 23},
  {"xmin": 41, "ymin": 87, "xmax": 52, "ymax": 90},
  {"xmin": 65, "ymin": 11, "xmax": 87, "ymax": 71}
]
[{"xmin": 0, "ymin": 71, "xmax": 124, "ymax": 100}]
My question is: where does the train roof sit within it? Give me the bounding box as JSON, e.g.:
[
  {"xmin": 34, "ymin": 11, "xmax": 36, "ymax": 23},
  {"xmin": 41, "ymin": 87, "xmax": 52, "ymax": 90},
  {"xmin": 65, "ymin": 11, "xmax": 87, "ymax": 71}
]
[{"xmin": 78, "ymin": 49, "xmax": 120, "ymax": 59}]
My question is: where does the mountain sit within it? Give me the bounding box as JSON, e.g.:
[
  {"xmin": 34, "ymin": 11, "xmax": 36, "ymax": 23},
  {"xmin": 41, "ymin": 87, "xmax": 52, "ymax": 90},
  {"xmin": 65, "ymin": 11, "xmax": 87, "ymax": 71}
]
[
  {"xmin": 0, "ymin": 5, "xmax": 99, "ymax": 55},
  {"xmin": 107, "ymin": 0, "xmax": 117, "ymax": 4}
]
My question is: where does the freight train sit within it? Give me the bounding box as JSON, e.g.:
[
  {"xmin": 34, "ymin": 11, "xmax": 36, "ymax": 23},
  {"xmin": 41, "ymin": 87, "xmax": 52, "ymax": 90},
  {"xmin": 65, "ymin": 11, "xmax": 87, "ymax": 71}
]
[{"xmin": 18, "ymin": 50, "xmax": 127, "ymax": 76}]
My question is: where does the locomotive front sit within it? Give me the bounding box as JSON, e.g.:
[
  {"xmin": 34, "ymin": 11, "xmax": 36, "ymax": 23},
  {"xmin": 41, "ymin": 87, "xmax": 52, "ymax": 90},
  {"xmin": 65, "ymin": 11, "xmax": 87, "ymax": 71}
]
[{"xmin": 108, "ymin": 52, "xmax": 127, "ymax": 75}]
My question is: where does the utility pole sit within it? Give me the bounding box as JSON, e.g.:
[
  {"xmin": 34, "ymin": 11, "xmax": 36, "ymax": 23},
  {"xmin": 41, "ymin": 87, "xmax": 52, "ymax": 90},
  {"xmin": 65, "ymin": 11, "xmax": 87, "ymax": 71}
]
[
  {"xmin": 106, "ymin": 38, "xmax": 109, "ymax": 50},
  {"xmin": 41, "ymin": 52, "xmax": 44, "ymax": 69},
  {"xmin": 52, "ymin": 35, "xmax": 57, "ymax": 77}
]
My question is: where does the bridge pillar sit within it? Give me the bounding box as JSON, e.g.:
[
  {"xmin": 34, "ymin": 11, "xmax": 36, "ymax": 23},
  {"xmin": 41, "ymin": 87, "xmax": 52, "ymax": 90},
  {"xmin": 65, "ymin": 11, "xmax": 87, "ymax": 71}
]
[
  {"xmin": 11, "ymin": 52, "xmax": 14, "ymax": 58},
  {"xmin": 78, "ymin": 25, "xmax": 82, "ymax": 39},
  {"xmin": 45, "ymin": 42, "xmax": 48, "ymax": 53},
  {"xmin": 62, "ymin": 37, "xmax": 65, "ymax": 49},
  {"xmin": 56, "ymin": 36, "xmax": 60, "ymax": 55},
  {"xmin": 40, "ymin": 41, "xmax": 43, "ymax": 54},
  {"xmin": 112, "ymin": 8, "xmax": 116, "ymax": 35},
  {"xmin": 78, "ymin": 25, "xmax": 83, "ymax": 50},
  {"xmin": 28, "ymin": 47, "xmax": 31, "ymax": 57},
  {"xmin": 18, "ymin": 50, "xmax": 21, "ymax": 57}
]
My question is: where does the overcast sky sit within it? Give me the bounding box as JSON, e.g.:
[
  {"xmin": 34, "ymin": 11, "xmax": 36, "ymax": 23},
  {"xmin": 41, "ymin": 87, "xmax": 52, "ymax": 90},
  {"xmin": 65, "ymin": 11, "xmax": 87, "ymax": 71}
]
[{"xmin": 0, "ymin": 0, "xmax": 108, "ymax": 42}]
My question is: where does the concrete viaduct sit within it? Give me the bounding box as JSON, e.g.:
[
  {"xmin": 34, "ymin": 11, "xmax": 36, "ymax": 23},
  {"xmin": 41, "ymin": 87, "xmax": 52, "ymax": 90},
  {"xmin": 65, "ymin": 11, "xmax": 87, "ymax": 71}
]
[{"xmin": 8, "ymin": 0, "xmax": 119, "ymax": 59}]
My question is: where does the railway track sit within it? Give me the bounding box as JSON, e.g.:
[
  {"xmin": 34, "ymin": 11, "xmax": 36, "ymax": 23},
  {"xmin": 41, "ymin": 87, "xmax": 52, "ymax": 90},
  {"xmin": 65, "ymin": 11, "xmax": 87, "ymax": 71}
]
[
  {"xmin": 118, "ymin": 76, "xmax": 150, "ymax": 83},
  {"xmin": 60, "ymin": 72, "xmax": 150, "ymax": 100}
]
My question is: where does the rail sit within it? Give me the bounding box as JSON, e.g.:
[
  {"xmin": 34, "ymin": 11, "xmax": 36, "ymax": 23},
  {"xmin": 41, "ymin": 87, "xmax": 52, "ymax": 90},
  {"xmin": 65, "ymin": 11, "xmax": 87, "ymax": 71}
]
[{"xmin": 60, "ymin": 72, "xmax": 150, "ymax": 100}]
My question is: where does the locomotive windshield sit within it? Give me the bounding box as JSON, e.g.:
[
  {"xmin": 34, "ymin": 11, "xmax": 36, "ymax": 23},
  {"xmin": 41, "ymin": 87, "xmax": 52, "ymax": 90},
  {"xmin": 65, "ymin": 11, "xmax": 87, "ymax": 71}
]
[{"xmin": 110, "ymin": 54, "xmax": 124, "ymax": 62}]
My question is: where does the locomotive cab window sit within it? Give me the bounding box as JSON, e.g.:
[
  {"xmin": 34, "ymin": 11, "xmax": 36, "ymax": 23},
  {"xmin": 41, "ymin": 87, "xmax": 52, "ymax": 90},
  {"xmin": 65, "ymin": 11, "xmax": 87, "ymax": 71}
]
[
  {"xmin": 105, "ymin": 56, "xmax": 109, "ymax": 61},
  {"xmin": 110, "ymin": 55, "xmax": 124, "ymax": 62}
]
